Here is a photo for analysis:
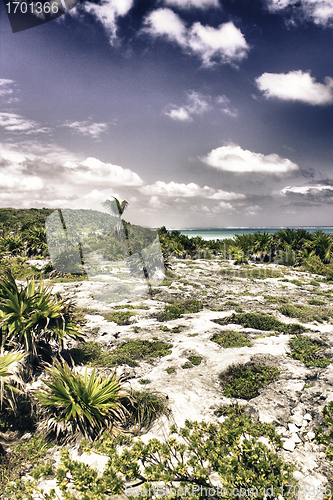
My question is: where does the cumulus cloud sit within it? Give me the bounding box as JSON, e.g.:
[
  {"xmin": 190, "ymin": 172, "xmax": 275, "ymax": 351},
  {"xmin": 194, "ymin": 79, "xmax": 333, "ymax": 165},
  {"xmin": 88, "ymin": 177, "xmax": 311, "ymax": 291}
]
[
  {"xmin": 165, "ymin": 91, "xmax": 211, "ymax": 121},
  {"xmin": 70, "ymin": 0, "xmax": 134, "ymax": 44},
  {"xmin": 203, "ymin": 143, "xmax": 299, "ymax": 174},
  {"xmin": 0, "ymin": 112, "xmax": 50, "ymax": 134},
  {"xmin": 281, "ymin": 184, "xmax": 333, "ymax": 195},
  {"xmin": 71, "ymin": 157, "xmax": 144, "ymax": 187},
  {"xmin": 256, "ymin": 70, "xmax": 333, "ymax": 105},
  {"xmin": 264, "ymin": 0, "xmax": 333, "ymax": 27},
  {"xmin": 139, "ymin": 181, "xmax": 244, "ymax": 200},
  {"xmin": 61, "ymin": 120, "xmax": 109, "ymax": 139},
  {"xmin": 143, "ymin": 9, "xmax": 249, "ymax": 67},
  {"xmin": 163, "ymin": 0, "xmax": 219, "ymax": 9}
]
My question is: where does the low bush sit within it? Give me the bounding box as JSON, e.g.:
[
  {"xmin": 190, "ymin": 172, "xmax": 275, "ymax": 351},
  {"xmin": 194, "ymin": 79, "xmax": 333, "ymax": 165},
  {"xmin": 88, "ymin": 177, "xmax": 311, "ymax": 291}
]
[
  {"xmin": 15, "ymin": 409, "xmax": 298, "ymax": 499},
  {"xmin": 0, "ymin": 436, "xmax": 52, "ymax": 493},
  {"xmin": 220, "ymin": 363, "xmax": 280, "ymax": 400},
  {"xmin": 289, "ymin": 335, "xmax": 332, "ymax": 368},
  {"xmin": 120, "ymin": 389, "xmax": 169, "ymax": 434},
  {"xmin": 264, "ymin": 295, "xmax": 289, "ymax": 304},
  {"xmin": 71, "ymin": 339, "xmax": 172, "ymax": 368},
  {"xmin": 156, "ymin": 298, "xmax": 202, "ymax": 321},
  {"xmin": 214, "ymin": 312, "xmax": 306, "ymax": 334},
  {"xmin": 102, "ymin": 310, "xmax": 137, "ymax": 325},
  {"xmin": 316, "ymin": 401, "xmax": 333, "ymax": 462},
  {"xmin": 279, "ymin": 303, "xmax": 333, "ymax": 323},
  {"xmin": 211, "ymin": 330, "xmax": 252, "ymax": 348}
]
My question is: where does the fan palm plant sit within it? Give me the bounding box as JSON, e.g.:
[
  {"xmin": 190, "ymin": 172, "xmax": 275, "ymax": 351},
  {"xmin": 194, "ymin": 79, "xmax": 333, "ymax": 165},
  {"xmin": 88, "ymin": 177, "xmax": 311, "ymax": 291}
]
[
  {"xmin": 0, "ymin": 271, "xmax": 82, "ymax": 357},
  {"xmin": 36, "ymin": 361, "xmax": 131, "ymax": 442},
  {"xmin": 0, "ymin": 351, "xmax": 25, "ymax": 411}
]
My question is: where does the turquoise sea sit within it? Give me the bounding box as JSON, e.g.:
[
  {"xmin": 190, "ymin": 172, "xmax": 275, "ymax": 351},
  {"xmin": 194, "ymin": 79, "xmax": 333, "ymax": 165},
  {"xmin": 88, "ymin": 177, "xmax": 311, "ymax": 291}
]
[{"xmin": 171, "ymin": 227, "xmax": 333, "ymax": 241}]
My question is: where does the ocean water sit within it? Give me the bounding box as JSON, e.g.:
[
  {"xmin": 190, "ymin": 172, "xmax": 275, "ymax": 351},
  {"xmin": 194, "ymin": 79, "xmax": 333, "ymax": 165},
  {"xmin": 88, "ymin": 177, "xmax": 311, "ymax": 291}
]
[{"xmin": 171, "ymin": 227, "xmax": 333, "ymax": 241}]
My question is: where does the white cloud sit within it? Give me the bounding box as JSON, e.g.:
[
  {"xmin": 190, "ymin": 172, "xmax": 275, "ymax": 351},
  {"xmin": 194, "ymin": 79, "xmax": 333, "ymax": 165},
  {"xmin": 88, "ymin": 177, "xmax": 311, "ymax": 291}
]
[
  {"xmin": 71, "ymin": 0, "xmax": 134, "ymax": 44},
  {"xmin": 281, "ymin": 184, "xmax": 333, "ymax": 195},
  {"xmin": 62, "ymin": 120, "xmax": 109, "ymax": 139},
  {"xmin": 139, "ymin": 181, "xmax": 244, "ymax": 200},
  {"xmin": 216, "ymin": 95, "xmax": 238, "ymax": 117},
  {"xmin": 265, "ymin": 0, "xmax": 333, "ymax": 27},
  {"xmin": 165, "ymin": 91, "xmax": 210, "ymax": 121},
  {"xmin": 203, "ymin": 143, "xmax": 299, "ymax": 174},
  {"xmin": 143, "ymin": 8, "xmax": 187, "ymax": 45},
  {"xmin": 0, "ymin": 79, "xmax": 14, "ymax": 97},
  {"xmin": 0, "ymin": 112, "xmax": 50, "ymax": 133},
  {"xmin": 163, "ymin": 0, "xmax": 219, "ymax": 9},
  {"xmin": 256, "ymin": 70, "xmax": 333, "ymax": 105},
  {"xmin": 72, "ymin": 157, "xmax": 144, "ymax": 187},
  {"xmin": 143, "ymin": 9, "xmax": 249, "ymax": 67}
]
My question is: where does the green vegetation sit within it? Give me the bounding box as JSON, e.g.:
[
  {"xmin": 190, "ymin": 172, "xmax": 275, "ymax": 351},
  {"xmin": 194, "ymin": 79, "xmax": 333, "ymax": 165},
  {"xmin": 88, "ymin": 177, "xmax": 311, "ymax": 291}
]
[
  {"xmin": 159, "ymin": 325, "xmax": 183, "ymax": 333},
  {"xmin": 102, "ymin": 310, "xmax": 137, "ymax": 325},
  {"xmin": 220, "ymin": 363, "xmax": 280, "ymax": 400},
  {"xmin": 11, "ymin": 407, "xmax": 297, "ymax": 499},
  {"xmin": 211, "ymin": 330, "xmax": 253, "ymax": 348},
  {"xmin": 71, "ymin": 340, "xmax": 173, "ymax": 368},
  {"xmin": 156, "ymin": 298, "xmax": 202, "ymax": 321},
  {"xmin": 214, "ymin": 312, "xmax": 307, "ymax": 334},
  {"xmin": 289, "ymin": 335, "xmax": 332, "ymax": 368},
  {"xmin": 279, "ymin": 303, "xmax": 333, "ymax": 323},
  {"xmin": 113, "ymin": 304, "xmax": 149, "ymax": 310},
  {"xmin": 308, "ymin": 298, "xmax": 326, "ymax": 306},
  {"xmin": 316, "ymin": 402, "xmax": 333, "ymax": 462},
  {"xmin": 36, "ymin": 361, "xmax": 130, "ymax": 442},
  {"xmin": 138, "ymin": 379, "xmax": 151, "ymax": 385},
  {"xmin": 188, "ymin": 355, "xmax": 202, "ymax": 365},
  {"xmin": 166, "ymin": 366, "xmax": 176, "ymax": 374},
  {"xmin": 264, "ymin": 295, "xmax": 289, "ymax": 304},
  {"xmin": 224, "ymin": 300, "xmax": 239, "ymax": 306},
  {"xmin": 0, "ymin": 271, "xmax": 81, "ymax": 357},
  {"xmin": 120, "ymin": 389, "xmax": 169, "ymax": 434},
  {"xmin": 0, "ymin": 435, "xmax": 52, "ymax": 493}
]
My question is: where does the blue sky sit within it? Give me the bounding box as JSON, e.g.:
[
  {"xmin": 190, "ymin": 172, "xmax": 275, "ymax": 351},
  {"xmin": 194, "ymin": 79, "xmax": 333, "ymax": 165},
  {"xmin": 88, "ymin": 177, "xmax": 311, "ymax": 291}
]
[{"xmin": 0, "ymin": 0, "xmax": 332, "ymax": 228}]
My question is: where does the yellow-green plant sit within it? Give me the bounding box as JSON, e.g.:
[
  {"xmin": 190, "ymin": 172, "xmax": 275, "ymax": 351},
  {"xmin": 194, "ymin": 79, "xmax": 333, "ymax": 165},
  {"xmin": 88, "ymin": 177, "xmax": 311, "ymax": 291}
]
[
  {"xmin": 36, "ymin": 361, "xmax": 131, "ymax": 442},
  {"xmin": 0, "ymin": 271, "xmax": 81, "ymax": 356},
  {"xmin": 0, "ymin": 351, "xmax": 25, "ymax": 411}
]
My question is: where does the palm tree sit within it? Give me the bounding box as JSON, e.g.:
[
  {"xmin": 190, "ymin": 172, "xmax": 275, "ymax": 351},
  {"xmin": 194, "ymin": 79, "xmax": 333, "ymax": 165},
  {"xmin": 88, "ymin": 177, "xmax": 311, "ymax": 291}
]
[{"xmin": 101, "ymin": 198, "xmax": 129, "ymax": 242}]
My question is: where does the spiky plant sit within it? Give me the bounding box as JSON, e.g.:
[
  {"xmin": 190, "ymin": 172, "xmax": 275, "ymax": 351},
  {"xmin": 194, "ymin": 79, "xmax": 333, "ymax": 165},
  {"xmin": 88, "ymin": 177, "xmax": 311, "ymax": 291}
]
[
  {"xmin": 0, "ymin": 352, "xmax": 25, "ymax": 411},
  {"xmin": 36, "ymin": 361, "xmax": 131, "ymax": 442},
  {"xmin": 0, "ymin": 271, "xmax": 82, "ymax": 357}
]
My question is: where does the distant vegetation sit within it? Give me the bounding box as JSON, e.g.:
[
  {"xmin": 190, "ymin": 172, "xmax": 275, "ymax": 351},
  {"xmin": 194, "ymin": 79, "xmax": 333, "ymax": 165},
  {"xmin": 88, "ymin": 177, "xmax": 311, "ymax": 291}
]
[{"xmin": 1, "ymin": 209, "xmax": 333, "ymax": 279}]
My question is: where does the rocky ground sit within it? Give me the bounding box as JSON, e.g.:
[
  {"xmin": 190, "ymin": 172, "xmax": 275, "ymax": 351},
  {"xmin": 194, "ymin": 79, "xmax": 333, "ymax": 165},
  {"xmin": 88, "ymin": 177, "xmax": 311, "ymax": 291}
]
[{"xmin": 4, "ymin": 257, "xmax": 333, "ymax": 498}]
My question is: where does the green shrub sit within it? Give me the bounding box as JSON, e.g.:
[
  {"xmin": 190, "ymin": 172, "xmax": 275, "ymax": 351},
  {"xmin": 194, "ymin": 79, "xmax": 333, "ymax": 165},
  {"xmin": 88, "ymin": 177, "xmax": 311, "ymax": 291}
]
[
  {"xmin": 120, "ymin": 389, "xmax": 169, "ymax": 434},
  {"xmin": 29, "ymin": 412, "xmax": 297, "ymax": 499},
  {"xmin": 220, "ymin": 363, "xmax": 280, "ymax": 400},
  {"xmin": 316, "ymin": 401, "xmax": 333, "ymax": 462},
  {"xmin": 0, "ymin": 436, "xmax": 52, "ymax": 493},
  {"xmin": 138, "ymin": 379, "xmax": 151, "ymax": 385},
  {"xmin": 215, "ymin": 312, "xmax": 306, "ymax": 335},
  {"xmin": 188, "ymin": 355, "xmax": 202, "ymax": 365},
  {"xmin": 71, "ymin": 340, "xmax": 172, "ymax": 368},
  {"xmin": 166, "ymin": 366, "xmax": 175, "ymax": 374},
  {"xmin": 211, "ymin": 330, "xmax": 252, "ymax": 348},
  {"xmin": 36, "ymin": 361, "xmax": 130, "ymax": 442},
  {"xmin": 279, "ymin": 303, "xmax": 332, "ymax": 323},
  {"xmin": 182, "ymin": 361, "xmax": 193, "ymax": 369},
  {"xmin": 0, "ymin": 271, "xmax": 81, "ymax": 356},
  {"xmin": 102, "ymin": 310, "xmax": 136, "ymax": 325},
  {"xmin": 224, "ymin": 300, "xmax": 239, "ymax": 306},
  {"xmin": 308, "ymin": 298, "xmax": 326, "ymax": 306},
  {"xmin": 264, "ymin": 295, "xmax": 289, "ymax": 304},
  {"xmin": 156, "ymin": 298, "xmax": 202, "ymax": 322},
  {"xmin": 289, "ymin": 335, "xmax": 332, "ymax": 368}
]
